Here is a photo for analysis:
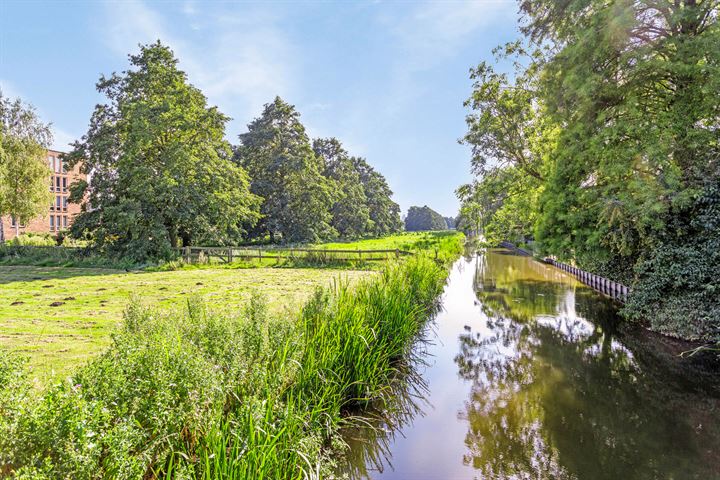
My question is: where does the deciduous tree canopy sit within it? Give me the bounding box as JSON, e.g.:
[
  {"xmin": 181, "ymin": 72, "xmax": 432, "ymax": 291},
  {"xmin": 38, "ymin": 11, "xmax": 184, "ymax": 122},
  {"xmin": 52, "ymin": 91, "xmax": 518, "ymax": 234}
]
[
  {"xmin": 405, "ymin": 205, "xmax": 447, "ymax": 232},
  {"xmin": 67, "ymin": 42, "xmax": 260, "ymax": 261},
  {"xmin": 460, "ymin": 0, "xmax": 720, "ymax": 341},
  {"xmin": 0, "ymin": 93, "xmax": 53, "ymax": 242},
  {"xmin": 235, "ymin": 97, "xmax": 336, "ymax": 243}
]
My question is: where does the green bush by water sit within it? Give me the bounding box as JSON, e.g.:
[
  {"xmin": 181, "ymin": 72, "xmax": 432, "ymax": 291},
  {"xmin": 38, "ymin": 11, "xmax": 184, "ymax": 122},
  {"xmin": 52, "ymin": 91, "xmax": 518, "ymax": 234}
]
[{"xmin": 0, "ymin": 254, "xmax": 453, "ymax": 479}]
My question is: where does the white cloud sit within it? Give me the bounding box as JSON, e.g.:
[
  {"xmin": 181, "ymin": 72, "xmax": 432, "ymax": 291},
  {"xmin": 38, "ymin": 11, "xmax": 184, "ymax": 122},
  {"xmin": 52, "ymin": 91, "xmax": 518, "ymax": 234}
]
[
  {"xmin": 99, "ymin": 1, "xmax": 295, "ymax": 130},
  {"xmin": 1, "ymin": 78, "xmax": 79, "ymax": 151},
  {"xmin": 391, "ymin": 0, "xmax": 518, "ymax": 71},
  {"xmin": 51, "ymin": 127, "xmax": 77, "ymax": 152},
  {"xmin": 0, "ymin": 78, "xmax": 22, "ymax": 100}
]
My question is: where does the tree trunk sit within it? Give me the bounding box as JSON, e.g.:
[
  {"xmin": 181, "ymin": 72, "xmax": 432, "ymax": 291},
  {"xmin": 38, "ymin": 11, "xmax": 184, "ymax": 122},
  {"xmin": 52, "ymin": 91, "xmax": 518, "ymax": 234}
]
[
  {"xmin": 0, "ymin": 219, "xmax": 4, "ymax": 243},
  {"xmin": 169, "ymin": 227, "xmax": 178, "ymax": 249},
  {"xmin": 15, "ymin": 222, "xmax": 19, "ymax": 238}
]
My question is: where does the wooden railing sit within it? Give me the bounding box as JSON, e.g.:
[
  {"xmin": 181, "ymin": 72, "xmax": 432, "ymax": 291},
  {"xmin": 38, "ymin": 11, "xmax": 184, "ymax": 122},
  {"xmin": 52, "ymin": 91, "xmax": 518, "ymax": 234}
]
[{"xmin": 178, "ymin": 246, "xmax": 414, "ymax": 264}]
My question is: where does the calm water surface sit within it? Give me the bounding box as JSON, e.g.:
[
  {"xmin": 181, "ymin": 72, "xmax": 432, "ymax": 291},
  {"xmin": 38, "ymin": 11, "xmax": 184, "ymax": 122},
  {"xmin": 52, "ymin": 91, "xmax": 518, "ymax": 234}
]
[{"xmin": 339, "ymin": 249, "xmax": 720, "ymax": 479}]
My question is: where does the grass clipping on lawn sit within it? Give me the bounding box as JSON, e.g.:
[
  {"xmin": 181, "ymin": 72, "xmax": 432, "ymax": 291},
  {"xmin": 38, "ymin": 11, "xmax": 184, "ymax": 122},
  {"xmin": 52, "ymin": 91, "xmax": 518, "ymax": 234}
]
[{"xmin": 0, "ymin": 253, "xmax": 457, "ymax": 479}]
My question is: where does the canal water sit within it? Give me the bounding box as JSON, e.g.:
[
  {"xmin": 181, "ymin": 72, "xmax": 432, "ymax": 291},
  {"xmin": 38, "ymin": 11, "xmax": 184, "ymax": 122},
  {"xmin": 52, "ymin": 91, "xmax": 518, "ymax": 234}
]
[{"xmin": 339, "ymin": 248, "xmax": 720, "ymax": 479}]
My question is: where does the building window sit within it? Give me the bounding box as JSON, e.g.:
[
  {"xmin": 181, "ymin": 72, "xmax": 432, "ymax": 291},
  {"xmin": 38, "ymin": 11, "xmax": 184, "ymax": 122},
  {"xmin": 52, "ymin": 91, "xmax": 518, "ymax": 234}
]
[
  {"xmin": 50, "ymin": 176, "xmax": 55, "ymax": 192},
  {"xmin": 62, "ymin": 177, "xmax": 67, "ymax": 192},
  {"xmin": 55, "ymin": 196, "xmax": 62, "ymax": 211},
  {"xmin": 63, "ymin": 196, "xmax": 68, "ymax": 210},
  {"xmin": 50, "ymin": 216, "xmax": 55, "ymax": 230},
  {"xmin": 10, "ymin": 216, "xmax": 16, "ymax": 227},
  {"xmin": 56, "ymin": 177, "xmax": 61, "ymax": 189},
  {"xmin": 63, "ymin": 216, "xmax": 68, "ymax": 228},
  {"xmin": 48, "ymin": 155, "xmax": 54, "ymax": 169}
]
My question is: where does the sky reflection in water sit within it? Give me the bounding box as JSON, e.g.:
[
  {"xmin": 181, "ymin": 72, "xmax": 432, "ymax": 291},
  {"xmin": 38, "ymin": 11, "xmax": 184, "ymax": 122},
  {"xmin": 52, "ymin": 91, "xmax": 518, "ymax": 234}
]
[{"xmin": 339, "ymin": 250, "xmax": 720, "ymax": 479}]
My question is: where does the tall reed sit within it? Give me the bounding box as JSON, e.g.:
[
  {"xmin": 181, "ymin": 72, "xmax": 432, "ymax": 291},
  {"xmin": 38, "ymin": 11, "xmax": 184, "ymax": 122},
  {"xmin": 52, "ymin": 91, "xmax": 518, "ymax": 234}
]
[{"xmin": 1, "ymin": 255, "xmax": 455, "ymax": 479}]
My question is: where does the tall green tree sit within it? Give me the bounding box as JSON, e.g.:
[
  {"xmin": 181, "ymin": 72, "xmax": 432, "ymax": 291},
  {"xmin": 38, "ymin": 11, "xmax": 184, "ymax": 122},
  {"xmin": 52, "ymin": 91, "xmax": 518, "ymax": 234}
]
[
  {"xmin": 523, "ymin": 0, "xmax": 720, "ymax": 266},
  {"xmin": 351, "ymin": 157, "xmax": 403, "ymax": 235},
  {"xmin": 0, "ymin": 93, "xmax": 53, "ymax": 242},
  {"xmin": 235, "ymin": 97, "xmax": 335, "ymax": 243},
  {"xmin": 462, "ymin": 0, "xmax": 720, "ymax": 341},
  {"xmin": 313, "ymin": 137, "xmax": 372, "ymax": 238},
  {"xmin": 66, "ymin": 42, "xmax": 260, "ymax": 261},
  {"xmin": 404, "ymin": 205, "xmax": 447, "ymax": 232}
]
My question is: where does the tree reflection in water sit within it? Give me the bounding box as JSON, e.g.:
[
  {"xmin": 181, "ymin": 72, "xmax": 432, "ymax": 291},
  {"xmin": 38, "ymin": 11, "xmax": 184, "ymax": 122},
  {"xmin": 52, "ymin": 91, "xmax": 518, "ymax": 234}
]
[{"xmin": 458, "ymin": 250, "xmax": 720, "ymax": 479}]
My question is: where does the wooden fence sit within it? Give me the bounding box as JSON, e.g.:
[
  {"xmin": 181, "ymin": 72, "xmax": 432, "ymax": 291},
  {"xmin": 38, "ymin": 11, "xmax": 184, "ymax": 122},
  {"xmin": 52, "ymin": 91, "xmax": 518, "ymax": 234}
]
[
  {"xmin": 178, "ymin": 246, "xmax": 413, "ymax": 264},
  {"xmin": 498, "ymin": 241, "xmax": 631, "ymax": 303}
]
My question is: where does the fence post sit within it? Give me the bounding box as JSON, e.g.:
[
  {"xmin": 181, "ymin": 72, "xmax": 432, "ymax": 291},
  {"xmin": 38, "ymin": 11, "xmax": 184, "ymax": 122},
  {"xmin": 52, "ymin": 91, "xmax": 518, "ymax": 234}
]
[
  {"xmin": 228, "ymin": 247, "xmax": 233, "ymax": 263},
  {"xmin": 395, "ymin": 248, "xmax": 400, "ymax": 259},
  {"xmin": 183, "ymin": 246, "xmax": 190, "ymax": 263}
]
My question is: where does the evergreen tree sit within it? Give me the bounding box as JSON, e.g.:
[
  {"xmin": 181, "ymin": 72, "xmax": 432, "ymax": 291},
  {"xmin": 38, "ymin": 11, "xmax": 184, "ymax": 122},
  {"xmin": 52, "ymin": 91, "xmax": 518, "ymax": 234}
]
[
  {"xmin": 236, "ymin": 97, "xmax": 335, "ymax": 243},
  {"xmin": 66, "ymin": 42, "xmax": 260, "ymax": 261}
]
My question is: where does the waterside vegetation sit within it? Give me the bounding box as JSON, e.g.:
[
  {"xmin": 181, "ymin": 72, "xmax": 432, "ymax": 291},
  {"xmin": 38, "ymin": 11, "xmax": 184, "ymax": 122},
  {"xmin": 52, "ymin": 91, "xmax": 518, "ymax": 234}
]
[
  {"xmin": 0, "ymin": 237, "xmax": 463, "ymax": 478},
  {"xmin": 456, "ymin": 0, "xmax": 720, "ymax": 343}
]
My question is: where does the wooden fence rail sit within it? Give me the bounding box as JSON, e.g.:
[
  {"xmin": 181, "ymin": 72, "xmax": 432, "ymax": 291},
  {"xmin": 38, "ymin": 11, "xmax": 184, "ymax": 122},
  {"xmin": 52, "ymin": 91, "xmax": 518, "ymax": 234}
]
[
  {"xmin": 178, "ymin": 247, "xmax": 414, "ymax": 264},
  {"xmin": 498, "ymin": 241, "xmax": 631, "ymax": 303}
]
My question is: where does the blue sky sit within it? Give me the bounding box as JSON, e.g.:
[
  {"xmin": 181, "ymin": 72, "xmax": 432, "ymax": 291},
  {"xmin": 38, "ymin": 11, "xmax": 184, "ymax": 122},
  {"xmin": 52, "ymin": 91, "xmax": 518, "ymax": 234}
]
[{"xmin": 0, "ymin": 0, "xmax": 520, "ymax": 217}]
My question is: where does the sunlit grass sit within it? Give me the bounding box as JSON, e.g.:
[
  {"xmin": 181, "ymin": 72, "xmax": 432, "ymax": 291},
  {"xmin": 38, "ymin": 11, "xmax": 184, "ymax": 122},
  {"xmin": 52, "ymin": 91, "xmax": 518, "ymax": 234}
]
[{"xmin": 0, "ymin": 265, "xmax": 372, "ymax": 385}]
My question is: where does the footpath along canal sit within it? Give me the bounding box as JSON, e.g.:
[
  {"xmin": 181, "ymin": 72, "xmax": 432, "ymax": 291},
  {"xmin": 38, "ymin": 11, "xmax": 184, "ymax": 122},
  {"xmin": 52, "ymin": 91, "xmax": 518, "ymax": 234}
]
[{"xmin": 339, "ymin": 248, "xmax": 720, "ymax": 479}]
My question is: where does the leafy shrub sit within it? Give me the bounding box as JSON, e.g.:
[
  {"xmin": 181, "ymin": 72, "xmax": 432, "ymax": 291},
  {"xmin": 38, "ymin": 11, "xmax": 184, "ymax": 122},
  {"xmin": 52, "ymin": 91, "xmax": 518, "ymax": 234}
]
[
  {"xmin": 7, "ymin": 233, "xmax": 56, "ymax": 246},
  {"xmin": 623, "ymin": 184, "xmax": 720, "ymax": 341}
]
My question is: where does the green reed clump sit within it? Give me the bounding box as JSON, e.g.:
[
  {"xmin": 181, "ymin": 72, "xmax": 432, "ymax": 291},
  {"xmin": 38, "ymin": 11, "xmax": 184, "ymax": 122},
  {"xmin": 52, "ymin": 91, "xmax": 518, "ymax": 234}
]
[{"xmin": 1, "ymin": 255, "xmax": 454, "ymax": 479}]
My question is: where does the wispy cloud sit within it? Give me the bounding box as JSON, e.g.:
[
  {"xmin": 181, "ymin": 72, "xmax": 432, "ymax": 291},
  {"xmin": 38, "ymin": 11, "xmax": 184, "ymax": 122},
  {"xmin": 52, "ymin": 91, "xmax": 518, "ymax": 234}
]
[
  {"xmin": 390, "ymin": 0, "xmax": 518, "ymax": 71},
  {"xmin": 99, "ymin": 0, "xmax": 295, "ymax": 132},
  {"xmin": 1, "ymin": 78, "xmax": 78, "ymax": 151},
  {"xmin": 0, "ymin": 78, "xmax": 22, "ymax": 101}
]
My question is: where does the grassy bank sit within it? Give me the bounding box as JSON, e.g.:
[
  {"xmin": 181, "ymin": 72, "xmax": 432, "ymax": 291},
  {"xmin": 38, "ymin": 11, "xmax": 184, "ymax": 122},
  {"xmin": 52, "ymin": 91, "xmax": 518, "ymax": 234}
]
[
  {"xmin": 0, "ymin": 253, "xmax": 457, "ymax": 479},
  {"xmin": 0, "ymin": 266, "xmax": 372, "ymax": 384},
  {"xmin": 0, "ymin": 231, "xmax": 463, "ymax": 270}
]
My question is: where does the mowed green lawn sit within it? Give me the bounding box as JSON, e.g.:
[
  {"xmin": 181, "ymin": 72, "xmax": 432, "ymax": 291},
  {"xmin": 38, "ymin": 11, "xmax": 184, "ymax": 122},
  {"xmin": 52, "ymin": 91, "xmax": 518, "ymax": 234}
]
[
  {"xmin": 0, "ymin": 265, "xmax": 372, "ymax": 385},
  {"xmin": 314, "ymin": 230, "xmax": 460, "ymax": 251}
]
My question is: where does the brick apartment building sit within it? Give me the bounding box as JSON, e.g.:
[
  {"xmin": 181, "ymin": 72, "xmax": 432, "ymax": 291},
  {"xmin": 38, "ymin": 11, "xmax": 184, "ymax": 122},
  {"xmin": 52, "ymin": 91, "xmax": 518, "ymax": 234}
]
[{"xmin": 0, "ymin": 149, "xmax": 85, "ymax": 241}]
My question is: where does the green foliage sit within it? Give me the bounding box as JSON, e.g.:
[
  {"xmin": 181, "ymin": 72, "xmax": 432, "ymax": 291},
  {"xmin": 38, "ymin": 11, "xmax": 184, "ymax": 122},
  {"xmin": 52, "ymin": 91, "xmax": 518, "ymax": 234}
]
[
  {"xmin": 6, "ymin": 233, "xmax": 56, "ymax": 247},
  {"xmin": 461, "ymin": 0, "xmax": 720, "ymax": 340},
  {"xmin": 404, "ymin": 205, "xmax": 447, "ymax": 231},
  {"xmin": 312, "ymin": 137, "xmax": 402, "ymax": 238},
  {"xmin": 351, "ymin": 157, "xmax": 403, "ymax": 236},
  {"xmin": 623, "ymin": 183, "xmax": 720, "ymax": 341},
  {"xmin": 66, "ymin": 42, "xmax": 260, "ymax": 262},
  {"xmin": 1, "ymin": 254, "xmax": 457, "ymax": 478},
  {"xmin": 0, "ymin": 93, "xmax": 54, "ymax": 242},
  {"xmin": 236, "ymin": 97, "xmax": 335, "ymax": 243},
  {"xmin": 313, "ymin": 137, "xmax": 372, "ymax": 237}
]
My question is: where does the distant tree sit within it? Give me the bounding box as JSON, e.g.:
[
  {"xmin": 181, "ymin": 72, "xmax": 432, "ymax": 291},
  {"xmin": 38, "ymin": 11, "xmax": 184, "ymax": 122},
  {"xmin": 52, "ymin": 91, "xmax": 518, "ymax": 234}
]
[
  {"xmin": 66, "ymin": 42, "xmax": 260, "ymax": 261},
  {"xmin": 236, "ymin": 97, "xmax": 335, "ymax": 243},
  {"xmin": 404, "ymin": 205, "xmax": 447, "ymax": 232},
  {"xmin": 0, "ymin": 93, "xmax": 53, "ymax": 242},
  {"xmin": 313, "ymin": 137, "xmax": 371, "ymax": 237},
  {"xmin": 351, "ymin": 158, "xmax": 402, "ymax": 235}
]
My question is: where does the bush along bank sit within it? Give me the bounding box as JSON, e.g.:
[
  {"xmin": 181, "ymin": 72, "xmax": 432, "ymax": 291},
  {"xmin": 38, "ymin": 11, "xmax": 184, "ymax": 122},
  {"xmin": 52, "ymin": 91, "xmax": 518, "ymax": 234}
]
[{"xmin": 0, "ymin": 253, "xmax": 457, "ymax": 479}]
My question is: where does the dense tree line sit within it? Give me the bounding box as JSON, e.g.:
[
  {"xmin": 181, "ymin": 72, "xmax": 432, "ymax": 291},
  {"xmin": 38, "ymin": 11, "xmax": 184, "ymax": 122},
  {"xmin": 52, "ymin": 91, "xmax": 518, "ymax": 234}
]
[
  {"xmin": 458, "ymin": 1, "xmax": 720, "ymax": 342},
  {"xmin": 405, "ymin": 205, "xmax": 447, "ymax": 231},
  {"xmin": 60, "ymin": 43, "xmax": 401, "ymax": 259}
]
